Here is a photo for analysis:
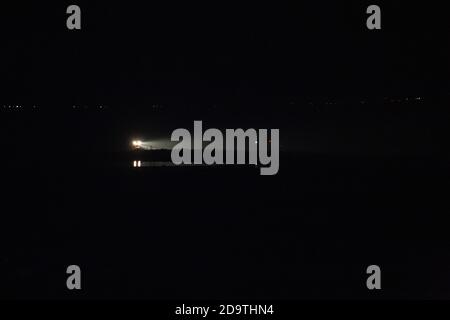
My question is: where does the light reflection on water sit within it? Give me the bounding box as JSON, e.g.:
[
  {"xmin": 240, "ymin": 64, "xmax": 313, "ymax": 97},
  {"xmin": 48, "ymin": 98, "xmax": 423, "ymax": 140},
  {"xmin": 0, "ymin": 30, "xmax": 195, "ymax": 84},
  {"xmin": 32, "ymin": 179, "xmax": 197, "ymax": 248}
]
[
  {"xmin": 132, "ymin": 161, "xmax": 177, "ymax": 168},
  {"xmin": 130, "ymin": 161, "xmax": 215, "ymax": 168},
  {"xmin": 133, "ymin": 160, "xmax": 141, "ymax": 167}
]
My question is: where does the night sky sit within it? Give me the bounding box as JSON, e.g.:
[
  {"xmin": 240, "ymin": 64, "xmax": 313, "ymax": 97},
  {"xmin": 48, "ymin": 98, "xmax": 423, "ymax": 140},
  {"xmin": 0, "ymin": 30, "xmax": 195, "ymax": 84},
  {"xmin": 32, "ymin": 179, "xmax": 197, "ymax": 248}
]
[
  {"xmin": 2, "ymin": 2, "xmax": 449, "ymax": 106},
  {"xmin": 1, "ymin": 2, "xmax": 449, "ymax": 154}
]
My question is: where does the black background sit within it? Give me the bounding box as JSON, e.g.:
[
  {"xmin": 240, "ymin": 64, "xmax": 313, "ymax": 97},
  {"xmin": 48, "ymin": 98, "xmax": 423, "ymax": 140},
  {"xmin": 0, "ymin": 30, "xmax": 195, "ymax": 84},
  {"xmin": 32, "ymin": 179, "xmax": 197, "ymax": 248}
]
[{"xmin": 1, "ymin": 1, "xmax": 450, "ymax": 300}]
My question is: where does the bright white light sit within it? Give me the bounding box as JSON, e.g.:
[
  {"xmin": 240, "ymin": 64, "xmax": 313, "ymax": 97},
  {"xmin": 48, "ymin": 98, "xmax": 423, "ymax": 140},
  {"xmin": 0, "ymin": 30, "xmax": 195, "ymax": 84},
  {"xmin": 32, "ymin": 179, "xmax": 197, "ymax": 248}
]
[
  {"xmin": 133, "ymin": 160, "xmax": 142, "ymax": 168},
  {"xmin": 132, "ymin": 140, "xmax": 143, "ymax": 147}
]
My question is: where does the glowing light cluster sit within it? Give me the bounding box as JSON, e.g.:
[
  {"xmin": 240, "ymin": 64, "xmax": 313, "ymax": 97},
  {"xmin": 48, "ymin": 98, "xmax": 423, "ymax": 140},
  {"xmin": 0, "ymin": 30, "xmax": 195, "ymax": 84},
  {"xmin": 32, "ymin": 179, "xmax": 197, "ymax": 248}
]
[{"xmin": 133, "ymin": 161, "xmax": 142, "ymax": 168}]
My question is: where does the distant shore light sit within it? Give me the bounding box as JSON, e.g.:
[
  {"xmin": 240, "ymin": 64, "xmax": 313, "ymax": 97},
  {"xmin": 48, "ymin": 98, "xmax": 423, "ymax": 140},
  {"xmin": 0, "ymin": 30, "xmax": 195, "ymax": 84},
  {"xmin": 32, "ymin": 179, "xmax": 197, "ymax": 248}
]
[{"xmin": 132, "ymin": 140, "xmax": 143, "ymax": 147}]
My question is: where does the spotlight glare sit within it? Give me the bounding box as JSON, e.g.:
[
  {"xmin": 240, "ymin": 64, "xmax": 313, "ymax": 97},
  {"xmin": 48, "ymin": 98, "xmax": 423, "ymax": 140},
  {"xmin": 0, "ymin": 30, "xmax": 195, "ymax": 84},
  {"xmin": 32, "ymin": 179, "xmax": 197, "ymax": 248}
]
[{"xmin": 132, "ymin": 140, "xmax": 143, "ymax": 147}]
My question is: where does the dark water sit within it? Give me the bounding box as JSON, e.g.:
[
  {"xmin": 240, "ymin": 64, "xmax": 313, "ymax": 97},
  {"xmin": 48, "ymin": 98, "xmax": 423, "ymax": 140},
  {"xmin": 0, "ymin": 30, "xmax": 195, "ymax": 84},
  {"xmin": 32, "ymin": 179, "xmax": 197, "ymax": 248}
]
[
  {"xmin": 1, "ymin": 100, "xmax": 450, "ymax": 299},
  {"xmin": 2, "ymin": 153, "xmax": 450, "ymax": 299}
]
